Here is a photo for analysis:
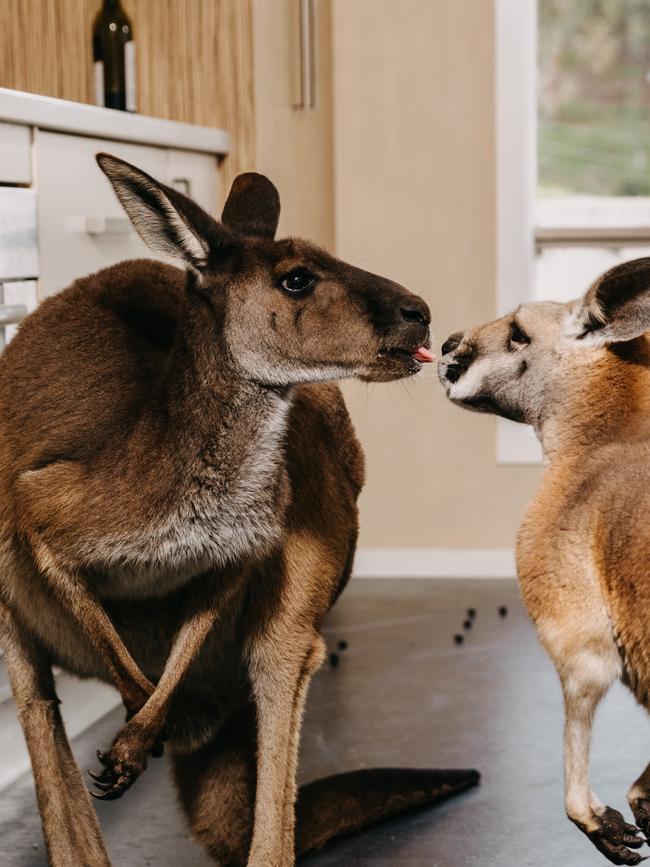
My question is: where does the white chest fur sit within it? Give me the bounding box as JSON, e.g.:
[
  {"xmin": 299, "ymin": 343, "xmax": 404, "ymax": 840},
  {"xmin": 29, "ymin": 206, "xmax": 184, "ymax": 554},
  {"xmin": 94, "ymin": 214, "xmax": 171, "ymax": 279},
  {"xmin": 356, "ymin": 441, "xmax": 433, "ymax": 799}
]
[{"xmin": 94, "ymin": 389, "xmax": 292, "ymax": 598}]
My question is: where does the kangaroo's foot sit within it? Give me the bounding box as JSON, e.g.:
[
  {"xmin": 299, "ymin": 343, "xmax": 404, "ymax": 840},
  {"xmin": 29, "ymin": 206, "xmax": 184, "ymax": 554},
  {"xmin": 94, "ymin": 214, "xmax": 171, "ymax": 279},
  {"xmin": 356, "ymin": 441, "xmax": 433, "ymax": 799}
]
[
  {"xmin": 581, "ymin": 807, "xmax": 646, "ymax": 865},
  {"xmin": 629, "ymin": 766, "xmax": 650, "ymax": 839},
  {"xmin": 89, "ymin": 719, "xmax": 164, "ymax": 800},
  {"xmin": 630, "ymin": 799, "xmax": 650, "ymax": 839}
]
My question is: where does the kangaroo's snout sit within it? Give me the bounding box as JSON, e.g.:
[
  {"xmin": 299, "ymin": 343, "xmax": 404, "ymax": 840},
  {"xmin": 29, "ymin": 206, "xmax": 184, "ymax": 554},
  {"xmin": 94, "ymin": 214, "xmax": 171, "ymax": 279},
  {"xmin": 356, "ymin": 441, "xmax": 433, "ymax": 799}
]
[
  {"xmin": 400, "ymin": 298, "xmax": 430, "ymax": 327},
  {"xmin": 439, "ymin": 331, "xmax": 475, "ymax": 384},
  {"xmin": 393, "ymin": 293, "xmax": 431, "ymax": 352},
  {"xmin": 441, "ymin": 332, "xmax": 464, "ymax": 356},
  {"xmin": 394, "ymin": 293, "xmax": 431, "ymax": 353}
]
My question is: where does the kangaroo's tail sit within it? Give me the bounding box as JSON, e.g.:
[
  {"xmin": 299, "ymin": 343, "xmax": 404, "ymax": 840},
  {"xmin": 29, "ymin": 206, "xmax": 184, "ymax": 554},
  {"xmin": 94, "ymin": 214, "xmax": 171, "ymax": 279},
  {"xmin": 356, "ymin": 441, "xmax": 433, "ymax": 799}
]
[{"xmin": 296, "ymin": 767, "xmax": 479, "ymax": 856}]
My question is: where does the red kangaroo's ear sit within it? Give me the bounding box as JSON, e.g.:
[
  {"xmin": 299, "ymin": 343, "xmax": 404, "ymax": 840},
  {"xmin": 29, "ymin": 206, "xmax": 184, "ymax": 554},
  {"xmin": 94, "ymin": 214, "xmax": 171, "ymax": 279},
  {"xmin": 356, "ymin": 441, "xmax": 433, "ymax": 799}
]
[
  {"xmin": 221, "ymin": 172, "xmax": 280, "ymax": 240},
  {"xmin": 96, "ymin": 152, "xmax": 234, "ymax": 271},
  {"xmin": 568, "ymin": 257, "xmax": 650, "ymax": 345}
]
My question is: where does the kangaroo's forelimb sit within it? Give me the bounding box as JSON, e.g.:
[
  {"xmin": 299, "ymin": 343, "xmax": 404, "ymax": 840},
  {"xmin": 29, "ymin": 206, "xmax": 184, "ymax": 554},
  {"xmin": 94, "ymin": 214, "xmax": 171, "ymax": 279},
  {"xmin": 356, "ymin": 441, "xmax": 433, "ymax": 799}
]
[
  {"xmin": 90, "ymin": 569, "xmax": 247, "ymax": 800},
  {"xmin": 29, "ymin": 536, "xmax": 155, "ymax": 714}
]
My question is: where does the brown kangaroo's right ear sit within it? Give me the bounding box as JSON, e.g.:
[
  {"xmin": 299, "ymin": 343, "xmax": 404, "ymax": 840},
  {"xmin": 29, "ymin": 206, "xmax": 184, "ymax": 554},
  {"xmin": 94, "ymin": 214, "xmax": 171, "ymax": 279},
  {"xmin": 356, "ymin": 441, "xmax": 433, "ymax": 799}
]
[
  {"xmin": 97, "ymin": 152, "xmax": 233, "ymax": 271},
  {"xmin": 568, "ymin": 257, "xmax": 650, "ymax": 345},
  {"xmin": 221, "ymin": 172, "xmax": 280, "ymax": 240}
]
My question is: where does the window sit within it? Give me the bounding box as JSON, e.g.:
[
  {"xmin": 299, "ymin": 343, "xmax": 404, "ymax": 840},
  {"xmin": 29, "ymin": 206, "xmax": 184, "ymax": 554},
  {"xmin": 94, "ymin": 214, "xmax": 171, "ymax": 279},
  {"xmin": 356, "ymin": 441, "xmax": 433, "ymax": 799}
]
[
  {"xmin": 495, "ymin": 0, "xmax": 650, "ymax": 462},
  {"xmin": 537, "ymin": 0, "xmax": 650, "ymax": 304}
]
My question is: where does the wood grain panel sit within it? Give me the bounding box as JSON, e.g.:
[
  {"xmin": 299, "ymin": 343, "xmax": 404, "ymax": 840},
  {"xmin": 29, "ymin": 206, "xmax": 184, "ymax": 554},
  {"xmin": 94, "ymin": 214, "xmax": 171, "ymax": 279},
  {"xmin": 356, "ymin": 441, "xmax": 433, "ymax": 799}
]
[{"xmin": 0, "ymin": 0, "xmax": 254, "ymax": 191}]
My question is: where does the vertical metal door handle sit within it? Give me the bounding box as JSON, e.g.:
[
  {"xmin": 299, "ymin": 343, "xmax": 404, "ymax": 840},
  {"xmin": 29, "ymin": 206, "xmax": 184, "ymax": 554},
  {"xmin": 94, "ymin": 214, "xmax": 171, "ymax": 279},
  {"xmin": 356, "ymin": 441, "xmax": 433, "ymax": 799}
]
[{"xmin": 294, "ymin": 0, "xmax": 316, "ymax": 110}]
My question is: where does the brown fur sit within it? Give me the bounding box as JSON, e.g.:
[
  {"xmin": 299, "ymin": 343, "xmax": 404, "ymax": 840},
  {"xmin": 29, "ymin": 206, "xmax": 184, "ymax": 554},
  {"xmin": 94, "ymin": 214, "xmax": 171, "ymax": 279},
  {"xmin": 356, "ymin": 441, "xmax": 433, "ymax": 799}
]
[
  {"xmin": 0, "ymin": 155, "xmax": 477, "ymax": 866},
  {"xmin": 439, "ymin": 259, "xmax": 650, "ymax": 865}
]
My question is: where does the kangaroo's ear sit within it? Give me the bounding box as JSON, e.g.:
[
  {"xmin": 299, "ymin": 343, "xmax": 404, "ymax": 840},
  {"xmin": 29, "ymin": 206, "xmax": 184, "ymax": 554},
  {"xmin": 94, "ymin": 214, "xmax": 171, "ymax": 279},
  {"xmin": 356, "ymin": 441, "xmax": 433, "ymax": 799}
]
[
  {"xmin": 96, "ymin": 153, "xmax": 232, "ymax": 270},
  {"xmin": 221, "ymin": 172, "xmax": 280, "ymax": 240},
  {"xmin": 567, "ymin": 257, "xmax": 650, "ymax": 345}
]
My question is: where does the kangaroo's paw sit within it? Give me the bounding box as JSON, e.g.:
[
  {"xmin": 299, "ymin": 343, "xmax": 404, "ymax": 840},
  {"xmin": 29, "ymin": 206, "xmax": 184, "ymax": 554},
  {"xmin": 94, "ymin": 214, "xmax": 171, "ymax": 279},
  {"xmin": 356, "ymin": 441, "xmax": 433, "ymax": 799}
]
[
  {"xmin": 88, "ymin": 722, "xmax": 163, "ymax": 801},
  {"xmin": 584, "ymin": 807, "xmax": 647, "ymax": 865}
]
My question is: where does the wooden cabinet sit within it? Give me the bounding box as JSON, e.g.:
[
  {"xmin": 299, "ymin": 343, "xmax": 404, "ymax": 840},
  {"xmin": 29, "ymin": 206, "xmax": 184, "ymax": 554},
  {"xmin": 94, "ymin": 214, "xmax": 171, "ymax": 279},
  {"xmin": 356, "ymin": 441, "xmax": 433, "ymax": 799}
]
[
  {"xmin": 253, "ymin": 0, "xmax": 334, "ymax": 249},
  {"xmin": 0, "ymin": 0, "xmax": 254, "ymax": 189}
]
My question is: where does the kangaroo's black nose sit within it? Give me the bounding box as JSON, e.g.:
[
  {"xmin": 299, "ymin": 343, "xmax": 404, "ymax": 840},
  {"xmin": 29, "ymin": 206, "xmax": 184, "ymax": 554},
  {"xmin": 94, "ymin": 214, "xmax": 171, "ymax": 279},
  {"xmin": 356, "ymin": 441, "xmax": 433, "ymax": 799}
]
[
  {"xmin": 400, "ymin": 301, "xmax": 430, "ymax": 326},
  {"xmin": 442, "ymin": 332, "xmax": 464, "ymax": 356}
]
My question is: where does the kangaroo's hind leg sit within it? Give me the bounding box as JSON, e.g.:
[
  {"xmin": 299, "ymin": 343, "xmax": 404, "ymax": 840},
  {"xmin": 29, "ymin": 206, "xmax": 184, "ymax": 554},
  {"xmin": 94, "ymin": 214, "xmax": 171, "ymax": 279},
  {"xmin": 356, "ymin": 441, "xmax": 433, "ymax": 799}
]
[
  {"xmin": 543, "ymin": 615, "xmax": 645, "ymax": 865},
  {"xmin": 172, "ymin": 704, "xmax": 479, "ymax": 867},
  {"xmin": 0, "ymin": 600, "xmax": 111, "ymax": 867}
]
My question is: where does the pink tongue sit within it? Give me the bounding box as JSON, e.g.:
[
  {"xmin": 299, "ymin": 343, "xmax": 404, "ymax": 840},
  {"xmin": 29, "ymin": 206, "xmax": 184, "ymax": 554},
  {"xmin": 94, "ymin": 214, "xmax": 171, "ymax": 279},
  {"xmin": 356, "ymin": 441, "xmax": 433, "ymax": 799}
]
[{"xmin": 413, "ymin": 346, "xmax": 436, "ymax": 363}]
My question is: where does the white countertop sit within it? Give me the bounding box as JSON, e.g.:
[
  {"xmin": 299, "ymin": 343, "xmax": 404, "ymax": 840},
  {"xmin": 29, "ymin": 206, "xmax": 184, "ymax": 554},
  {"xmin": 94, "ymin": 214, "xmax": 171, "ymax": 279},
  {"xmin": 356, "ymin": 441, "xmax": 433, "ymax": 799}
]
[{"xmin": 0, "ymin": 88, "xmax": 230, "ymax": 156}]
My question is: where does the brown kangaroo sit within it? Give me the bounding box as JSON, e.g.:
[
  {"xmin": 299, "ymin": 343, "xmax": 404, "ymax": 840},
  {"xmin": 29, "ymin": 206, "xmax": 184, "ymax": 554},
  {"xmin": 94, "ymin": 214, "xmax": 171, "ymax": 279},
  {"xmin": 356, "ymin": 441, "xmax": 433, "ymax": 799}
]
[
  {"xmin": 0, "ymin": 153, "xmax": 478, "ymax": 867},
  {"xmin": 438, "ymin": 258, "xmax": 650, "ymax": 865}
]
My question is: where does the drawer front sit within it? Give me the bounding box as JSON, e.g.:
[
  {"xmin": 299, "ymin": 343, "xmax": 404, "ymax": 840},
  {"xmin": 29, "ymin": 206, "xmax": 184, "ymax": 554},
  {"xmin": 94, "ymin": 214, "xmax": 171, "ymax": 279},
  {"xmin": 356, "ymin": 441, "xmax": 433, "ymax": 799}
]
[
  {"xmin": 0, "ymin": 122, "xmax": 31, "ymax": 185},
  {"xmin": 167, "ymin": 148, "xmax": 220, "ymax": 215},
  {"xmin": 36, "ymin": 131, "xmax": 220, "ymax": 297},
  {"xmin": 36, "ymin": 131, "xmax": 168, "ymax": 297},
  {"xmin": 0, "ymin": 189, "xmax": 38, "ymax": 281},
  {"xmin": 1, "ymin": 280, "xmax": 38, "ymax": 345}
]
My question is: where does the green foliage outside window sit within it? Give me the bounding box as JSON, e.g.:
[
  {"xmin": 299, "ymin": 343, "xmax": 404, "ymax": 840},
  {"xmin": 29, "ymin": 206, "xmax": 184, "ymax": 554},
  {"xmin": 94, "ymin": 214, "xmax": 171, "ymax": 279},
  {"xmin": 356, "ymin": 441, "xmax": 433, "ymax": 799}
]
[{"xmin": 539, "ymin": 0, "xmax": 650, "ymax": 196}]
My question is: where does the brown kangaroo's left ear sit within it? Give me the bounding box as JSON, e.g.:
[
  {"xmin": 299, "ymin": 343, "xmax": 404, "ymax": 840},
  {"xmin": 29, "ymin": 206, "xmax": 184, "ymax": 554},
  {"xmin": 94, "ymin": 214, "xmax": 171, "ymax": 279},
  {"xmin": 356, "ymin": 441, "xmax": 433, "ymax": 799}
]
[
  {"xmin": 568, "ymin": 257, "xmax": 650, "ymax": 345},
  {"xmin": 97, "ymin": 152, "xmax": 233, "ymax": 272},
  {"xmin": 221, "ymin": 172, "xmax": 280, "ymax": 240}
]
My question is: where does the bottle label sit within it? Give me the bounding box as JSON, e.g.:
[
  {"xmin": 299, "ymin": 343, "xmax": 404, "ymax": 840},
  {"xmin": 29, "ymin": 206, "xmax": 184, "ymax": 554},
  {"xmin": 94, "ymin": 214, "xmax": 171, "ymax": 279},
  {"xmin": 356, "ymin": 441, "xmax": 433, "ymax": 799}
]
[
  {"xmin": 125, "ymin": 41, "xmax": 137, "ymax": 112},
  {"xmin": 94, "ymin": 60, "xmax": 105, "ymax": 107}
]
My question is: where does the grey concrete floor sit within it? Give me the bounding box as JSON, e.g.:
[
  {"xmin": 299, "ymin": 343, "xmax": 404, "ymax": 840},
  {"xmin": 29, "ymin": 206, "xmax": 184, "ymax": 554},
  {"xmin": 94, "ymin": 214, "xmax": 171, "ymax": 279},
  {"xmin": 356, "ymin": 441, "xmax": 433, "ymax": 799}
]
[{"xmin": 0, "ymin": 578, "xmax": 647, "ymax": 866}]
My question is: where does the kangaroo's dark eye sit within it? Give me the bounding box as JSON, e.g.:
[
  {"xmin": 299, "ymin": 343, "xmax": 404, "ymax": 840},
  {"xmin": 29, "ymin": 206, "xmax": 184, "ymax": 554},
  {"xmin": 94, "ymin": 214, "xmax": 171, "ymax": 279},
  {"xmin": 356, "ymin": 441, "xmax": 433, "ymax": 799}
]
[
  {"xmin": 509, "ymin": 321, "xmax": 530, "ymax": 348},
  {"xmin": 280, "ymin": 268, "xmax": 316, "ymax": 296}
]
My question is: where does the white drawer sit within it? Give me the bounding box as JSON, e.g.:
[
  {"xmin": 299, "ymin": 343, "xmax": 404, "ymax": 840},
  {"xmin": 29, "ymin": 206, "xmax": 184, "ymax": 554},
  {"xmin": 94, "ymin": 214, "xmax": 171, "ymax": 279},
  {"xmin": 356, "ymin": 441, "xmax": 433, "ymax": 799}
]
[
  {"xmin": 36, "ymin": 131, "xmax": 168, "ymax": 296},
  {"xmin": 167, "ymin": 148, "xmax": 220, "ymax": 215},
  {"xmin": 36, "ymin": 131, "xmax": 220, "ymax": 297},
  {"xmin": 0, "ymin": 122, "xmax": 31, "ymax": 185},
  {"xmin": 1, "ymin": 280, "xmax": 37, "ymax": 345},
  {"xmin": 0, "ymin": 188, "xmax": 38, "ymax": 281}
]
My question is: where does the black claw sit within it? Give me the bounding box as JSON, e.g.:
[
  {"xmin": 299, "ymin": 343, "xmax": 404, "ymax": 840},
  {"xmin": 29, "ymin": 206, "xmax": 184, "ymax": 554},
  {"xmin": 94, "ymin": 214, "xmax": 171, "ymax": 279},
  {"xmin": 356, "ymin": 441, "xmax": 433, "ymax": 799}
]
[
  {"xmin": 91, "ymin": 787, "xmax": 125, "ymax": 801},
  {"xmin": 88, "ymin": 768, "xmax": 112, "ymax": 784}
]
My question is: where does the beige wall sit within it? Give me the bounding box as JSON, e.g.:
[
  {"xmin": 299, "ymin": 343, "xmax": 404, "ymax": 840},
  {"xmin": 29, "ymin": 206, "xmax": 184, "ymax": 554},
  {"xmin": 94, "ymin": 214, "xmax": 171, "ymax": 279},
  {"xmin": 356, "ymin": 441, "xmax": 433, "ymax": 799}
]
[
  {"xmin": 332, "ymin": 0, "xmax": 542, "ymax": 549},
  {"xmin": 254, "ymin": 0, "xmax": 542, "ymax": 550}
]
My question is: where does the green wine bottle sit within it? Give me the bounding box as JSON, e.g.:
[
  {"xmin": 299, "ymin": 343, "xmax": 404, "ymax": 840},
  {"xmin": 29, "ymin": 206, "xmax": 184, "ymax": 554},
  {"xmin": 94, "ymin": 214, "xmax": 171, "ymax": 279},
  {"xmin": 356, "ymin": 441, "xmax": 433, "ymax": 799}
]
[{"xmin": 92, "ymin": 0, "xmax": 137, "ymax": 112}]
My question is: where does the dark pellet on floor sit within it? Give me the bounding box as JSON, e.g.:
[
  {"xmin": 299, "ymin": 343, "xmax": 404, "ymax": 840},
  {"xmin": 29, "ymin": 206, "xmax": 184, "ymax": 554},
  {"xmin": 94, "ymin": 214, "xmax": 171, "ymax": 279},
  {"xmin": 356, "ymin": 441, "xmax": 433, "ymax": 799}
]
[
  {"xmin": 463, "ymin": 619, "xmax": 472, "ymax": 630},
  {"xmin": 329, "ymin": 651, "xmax": 340, "ymax": 667},
  {"xmin": 467, "ymin": 607, "xmax": 476, "ymax": 619},
  {"xmin": 454, "ymin": 633, "xmax": 464, "ymax": 645},
  {"xmin": 498, "ymin": 606, "xmax": 508, "ymax": 617},
  {"xmin": 337, "ymin": 640, "xmax": 348, "ymax": 651}
]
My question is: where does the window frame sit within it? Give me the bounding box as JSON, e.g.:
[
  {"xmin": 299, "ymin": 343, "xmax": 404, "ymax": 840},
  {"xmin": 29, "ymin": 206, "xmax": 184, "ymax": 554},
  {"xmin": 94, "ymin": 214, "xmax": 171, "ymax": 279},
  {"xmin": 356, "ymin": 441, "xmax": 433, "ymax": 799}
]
[
  {"xmin": 495, "ymin": 0, "xmax": 650, "ymax": 464},
  {"xmin": 495, "ymin": 0, "xmax": 542, "ymax": 463}
]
